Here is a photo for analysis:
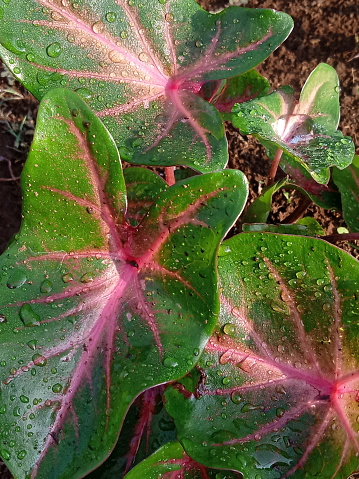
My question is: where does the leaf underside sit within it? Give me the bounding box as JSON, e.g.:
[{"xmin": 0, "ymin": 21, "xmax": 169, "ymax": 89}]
[
  {"xmin": 166, "ymin": 233, "xmax": 359, "ymax": 479},
  {"xmin": 0, "ymin": 88, "xmax": 248, "ymax": 479},
  {"xmin": 0, "ymin": 0, "xmax": 293, "ymax": 172}
]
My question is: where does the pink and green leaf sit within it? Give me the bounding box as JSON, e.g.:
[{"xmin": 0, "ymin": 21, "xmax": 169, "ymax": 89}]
[
  {"xmin": 123, "ymin": 440, "xmax": 242, "ymax": 479},
  {"xmin": 0, "ymin": 0, "xmax": 293, "ymax": 172},
  {"xmin": 232, "ymin": 64, "xmax": 355, "ymax": 184},
  {"xmin": 0, "ymin": 88, "xmax": 248, "ymax": 479},
  {"xmin": 165, "ymin": 232, "xmax": 359, "ymax": 478},
  {"xmin": 333, "ymin": 155, "xmax": 359, "ymax": 232}
]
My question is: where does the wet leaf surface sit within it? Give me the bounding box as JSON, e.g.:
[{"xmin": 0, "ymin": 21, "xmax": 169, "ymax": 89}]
[
  {"xmin": 166, "ymin": 232, "xmax": 359, "ymax": 478},
  {"xmin": 0, "ymin": 0, "xmax": 293, "ymax": 172},
  {"xmin": 232, "ymin": 64, "xmax": 355, "ymax": 184},
  {"xmin": 0, "ymin": 88, "xmax": 248, "ymax": 479},
  {"xmin": 333, "ymin": 155, "xmax": 359, "ymax": 232}
]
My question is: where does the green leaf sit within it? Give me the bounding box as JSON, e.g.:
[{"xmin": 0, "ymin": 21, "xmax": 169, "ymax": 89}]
[
  {"xmin": 200, "ymin": 69, "xmax": 271, "ymax": 121},
  {"xmin": 333, "ymin": 155, "xmax": 359, "ymax": 232},
  {"xmin": 296, "ymin": 217, "xmax": 325, "ymax": 236},
  {"xmin": 0, "ymin": 1, "xmax": 293, "ymax": 172},
  {"xmin": 166, "ymin": 233, "xmax": 359, "ymax": 478},
  {"xmin": 123, "ymin": 441, "xmax": 242, "ymax": 479},
  {"xmin": 242, "ymin": 177, "xmax": 288, "ymax": 223},
  {"xmin": 232, "ymin": 64, "xmax": 355, "ymax": 183},
  {"xmin": 241, "ymin": 222, "xmax": 324, "ymax": 236},
  {"xmin": 0, "ymin": 88, "xmax": 248, "ymax": 479}
]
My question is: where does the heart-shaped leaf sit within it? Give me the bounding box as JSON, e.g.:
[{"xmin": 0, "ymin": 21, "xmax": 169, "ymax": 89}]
[
  {"xmin": 166, "ymin": 233, "xmax": 359, "ymax": 478},
  {"xmin": 0, "ymin": 0, "xmax": 293, "ymax": 172},
  {"xmin": 123, "ymin": 440, "xmax": 242, "ymax": 479},
  {"xmin": 333, "ymin": 155, "xmax": 359, "ymax": 232},
  {"xmin": 0, "ymin": 88, "xmax": 248, "ymax": 479},
  {"xmin": 232, "ymin": 64, "xmax": 355, "ymax": 183}
]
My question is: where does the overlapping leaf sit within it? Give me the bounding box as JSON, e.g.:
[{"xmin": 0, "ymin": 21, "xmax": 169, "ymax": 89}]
[
  {"xmin": 0, "ymin": 0, "xmax": 293, "ymax": 172},
  {"xmin": 166, "ymin": 233, "xmax": 359, "ymax": 478},
  {"xmin": 232, "ymin": 63, "xmax": 355, "ymax": 183},
  {"xmin": 0, "ymin": 88, "xmax": 248, "ymax": 479},
  {"xmin": 333, "ymin": 155, "xmax": 359, "ymax": 232},
  {"xmin": 124, "ymin": 441, "xmax": 242, "ymax": 479}
]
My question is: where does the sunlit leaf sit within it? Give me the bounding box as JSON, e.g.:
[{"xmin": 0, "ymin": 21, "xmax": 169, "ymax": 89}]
[
  {"xmin": 166, "ymin": 233, "xmax": 359, "ymax": 478},
  {"xmin": 0, "ymin": 88, "xmax": 248, "ymax": 479},
  {"xmin": 333, "ymin": 155, "xmax": 359, "ymax": 232},
  {"xmin": 232, "ymin": 64, "xmax": 355, "ymax": 183},
  {"xmin": 0, "ymin": 0, "xmax": 293, "ymax": 172}
]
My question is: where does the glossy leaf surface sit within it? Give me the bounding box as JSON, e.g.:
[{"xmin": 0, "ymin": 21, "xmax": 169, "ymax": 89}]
[
  {"xmin": 232, "ymin": 64, "xmax": 355, "ymax": 183},
  {"xmin": 124, "ymin": 441, "xmax": 242, "ymax": 479},
  {"xmin": 241, "ymin": 221, "xmax": 325, "ymax": 236},
  {"xmin": 333, "ymin": 155, "xmax": 359, "ymax": 232},
  {"xmin": 200, "ymin": 69, "xmax": 271, "ymax": 121},
  {"xmin": 0, "ymin": 0, "xmax": 293, "ymax": 172},
  {"xmin": 166, "ymin": 233, "xmax": 359, "ymax": 478},
  {"xmin": 0, "ymin": 89, "xmax": 248, "ymax": 479}
]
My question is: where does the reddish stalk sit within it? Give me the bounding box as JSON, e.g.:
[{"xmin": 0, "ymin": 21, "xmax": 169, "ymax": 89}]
[
  {"xmin": 164, "ymin": 166, "xmax": 175, "ymax": 186},
  {"xmin": 321, "ymin": 233, "xmax": 359, "ymax": 244},
  {"xmin": 267, "ymin": 148, "xmax": 283, "ymax": 186}
]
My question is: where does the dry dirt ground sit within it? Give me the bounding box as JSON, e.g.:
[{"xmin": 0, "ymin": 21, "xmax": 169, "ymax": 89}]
[{"xmin": 0, "ymin": 0, "xmax": 358, "ymax": 477}]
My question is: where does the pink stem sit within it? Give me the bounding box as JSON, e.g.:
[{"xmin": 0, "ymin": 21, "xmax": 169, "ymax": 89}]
[
  {"xmin": 164, "ymin": 167, "xmax": 175, "ymax": 186},
  {"xmin": 268, "ymin": 148, "xmax": 283, "ymax": 186}
]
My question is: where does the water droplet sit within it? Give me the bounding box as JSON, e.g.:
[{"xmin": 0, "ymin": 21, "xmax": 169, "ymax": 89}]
[
  {"xmin": 108, "ymin": 50, "xmax": 125, "ymax": 63},
  {"xmin": 75, "ymin": 88, "xmax": 92, "ymax": 101},
  {"xmin": 322, "ymin": 303, "xmax": 331, "ymax": 311},
  {"xmin": 105, "ymin": 11, "xmax": 117, "ymax": 22},
  {"xmin": 7, "ymin": 270, "xmax": 27, "ymax": 289},
  {"xmin": 0, "ymin": 405, "xmax": 7, "ymax": 414},
  {"xmin": 120, "ymin": 30, "xmax": 128, "ymax": 39},
  {"xmin": 61, "ymin": 273, "xmax": 74, "ymax": 283},
  {"xmin": 26, "ymin": 53, "xmax": 35, "ymax": 62},
  {"xmin": 222, "ymin": 377, "xmax": 230, "ymax": 385},
  {"xmin": 32, "ymin": 354, "xmax": 47, "ymax": 367},
  {"xmin": 276, "ymin": 407, "xmax": 285, "ymax": 418},
  {"xmin": 52, "ymin": 383, "xmax": 63, "ymax": 393},
  {"xmin": 20, "ymin": 304, "xmax": 40, "ymax": 327},
  {"xmin": 92, "ymin": 21, "xmax": 105, "ymax": 34},
  {"xmin": 26, "ymin": 339, "xmax": 37, "ymax": 350},
  {"xmin": 193, "ymin": 348, "xmax": 200, "ymax": 356},
  {"xmin": 40, "ymin": 279, "xmax": 53, "ymax": 293},
  {"xmin": 241, "ymin": 403, "xmax": 262, "ymax": 413},
  {"xmin": 80, "ymin": 272, "xmax": 94, "ymax": 283},
  {"xmin": 17, "ymin": 450, "xmax": 27, "ymax": 460},
  {"xmin": 0, "ymin": 449, "xmax": 10, "ymax": 461},
  {"xmin": 13, "ymin": 407, "xmax": 21, "ymax": 417},
  {"xmin": 20, "ymin": 395, "xmax": 29, "ymax": 403},
  {"xmin": 222, "ymin": 323, "xmax": 236, "ymax": 336},
  {"xmin": 0, "ymin": 314, "xmax": 7, "ymax": 323},
  {"xmin": 162, "ymin": 357, "xmax": 178, "ymax": 368},
  {"xmin": 231, "ymin": 391, "xmax": 242, "ymax": 405},
  {"xmin": 158, "ymin": 0, "xmax": 166, "ymax": 3},
  {"xmin": 165, "ymin": 12, "xmax": 174, "ymax": 22},
  {"xmin": 138, "ymin": 52, "xmax": 149, "ymax": 63},
  {"xmin": 46, "ymin": 42, "xmax": 62, "ymax": 58}
]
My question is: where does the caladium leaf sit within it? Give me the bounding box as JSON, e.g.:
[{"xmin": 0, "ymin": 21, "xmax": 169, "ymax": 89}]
[
  {"xmin": 0, "ymin": 88, "xmax": 248, "ymax": 479},
  {"xmin": 0, "ymin": 0, "xmax": 293, "ymax": 172},
  {"xmin": 123, "ymin": 440, "xmax": 242, "ymax": 479},
  {"xmin": 232, "ymin": 64, "xmax": 355, "ymax": 183},
  {"xmin": 86, "ymin": 386, "xmax": 177, "ymax": 479},
  {"xmin": 199, "ymin": 69, "xmax": 271, "ymax": 121},
  {"xmin": 166, "ymin": 233, "xmax": 359, "ymax": 478},
  {"xmin": 333, "ymin": 156, "xmax": 359, "ymax": 232}
]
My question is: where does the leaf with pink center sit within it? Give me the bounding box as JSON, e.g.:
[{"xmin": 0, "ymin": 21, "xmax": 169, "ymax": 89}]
[
  {"xmin": 232, "ymin": 64, "xmax": 355, "ymax": 184},
  {"xmin": 0, "ymin": 88, "xmax": 248, "ymax": 479},
  {"xmin": 0, "ymin": 0, "xmax": 293, "ymax": 172},
  {"xmin": 123, "ymin": 441, "xmax": 243, "ymax": 479},
  {"xmin": 165, "ymin": 233, "xmax": 359, "ymax": 478}
]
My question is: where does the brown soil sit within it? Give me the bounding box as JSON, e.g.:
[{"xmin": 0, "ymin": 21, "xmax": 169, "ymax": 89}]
[{"xmin": 0, "ymin": 0, "xmax": 358, "ymax": 478}]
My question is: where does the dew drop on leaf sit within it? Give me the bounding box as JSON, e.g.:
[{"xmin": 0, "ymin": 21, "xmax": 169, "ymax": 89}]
[
  {"xmin": 0, "ymin": 449, "xmax": 10, "ymax": 461},
  {"xmin": 105, "ymin": 11, "xmax": 116, "ymax": 22},
  {"xmin": 162, "ymin": 357, "xmax": 178, "ymax": 368},
  {"xmin": 108, "ymin": 50, "xmax": 125, "ymax": 63},
  {"xmin": 7, "ymin": 270, "xmax": 27, "ymax": 289},
  {"xmin": 222, "ymin": 323, "xmax": 236, "ymax": 335},
  {"xmin": 26, "ymin": 339, "xmax": 37, "ymax": 350},
  {"xmin": 61, "ymin": 273, "xmax": 74, "ymax": 283},
  {"xmin": 92, "ymin": 21, "xmax": 105, "ymax": 34},
  {"xmin": 40, "ymin": 279, "xmax": 53, "ymax": 293},
  {"xmin": 19, "ymin": 304, "xmax": 40, "ymax": 327},
  {"xmin": 20, "ymin": 395, "xmax": 29, "ymax": 403},
  {"xmin": 80, "ymin": 273, "xmax": 94, "ymax": 283},
  {"xmin": 26, "ymin": 53, "xmax": 35, "ymax": 62},
  {"xmin": 231, "ymin": 391, "xmax": 242, "ymax": 405},
  {"xmin": 0, "ymin": 405, "xmax": 7, "ymax": 414},
  {"xmin": 46, "ymin": 42, "xmax": 62, "ymax": 58},
  {"xmin": 52, "ymin": 383, "xmax": 63, "ymax": 393},
  {"xmin": 0, "ymin": 314, "xmax": 7, "ymax": 323},
  {"xmin": 17, "ymin": 450, "xmax": 27, "ymax": 460},
  {"xmin": 32, "ymin": 354, "xmax": 47, "ymax": 367},
  {"xmin": 165, "ymin": 12, "xmax": 174, "ymax": 22}
]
